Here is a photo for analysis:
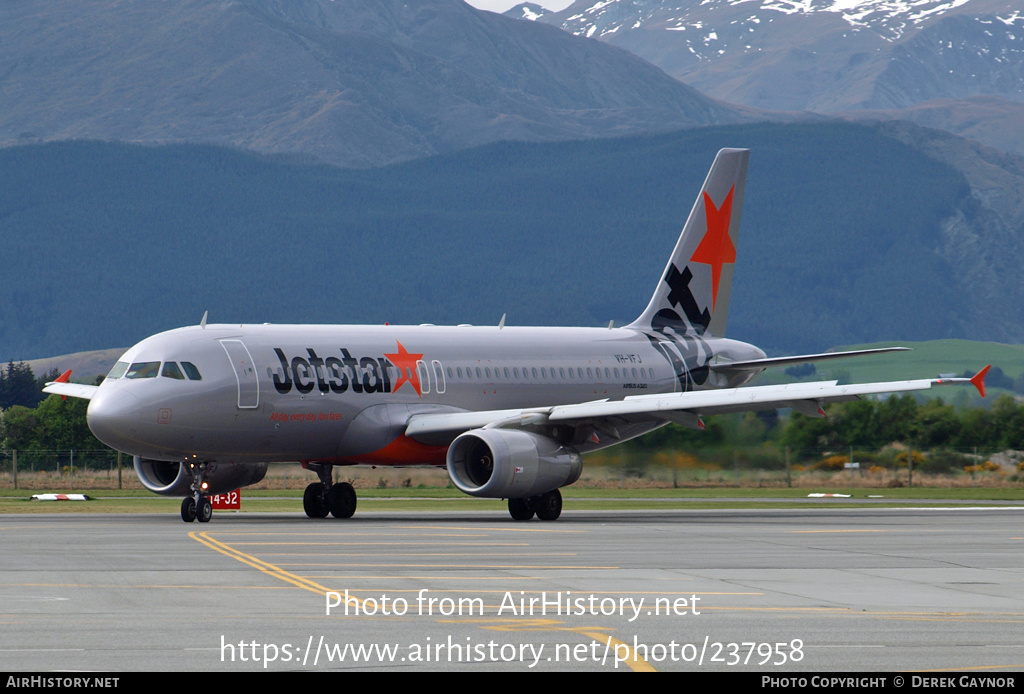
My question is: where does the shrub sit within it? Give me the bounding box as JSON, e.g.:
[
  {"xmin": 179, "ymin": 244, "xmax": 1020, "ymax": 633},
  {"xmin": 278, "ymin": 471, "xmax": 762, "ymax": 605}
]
[
  {"xmin": 918, "ymin": 449, "xmax": 972, "ymax": 474},
  {"xmin": 965, "ymin": 461, "xmax": 1003, "ymax": 474},
  {"xmin": 814, "ymin": 454, "xmax": 850, "ymax": 472}
]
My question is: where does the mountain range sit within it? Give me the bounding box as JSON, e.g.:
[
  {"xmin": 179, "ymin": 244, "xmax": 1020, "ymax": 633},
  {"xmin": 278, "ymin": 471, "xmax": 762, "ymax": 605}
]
[
  {"xmin": 2, "ymin": 122, "xmax": 1023, "ymax": 363},
  {"xmin": 0, "ymin": 0, "xmax": 758, "ymax": 168},
  {"xmin": 0, "ymin": 0, "xmax": 1021, "ymax": 364},
  {"xmin": 508, "ymin": 0, "xmax": 1024, "ymax": 155}
]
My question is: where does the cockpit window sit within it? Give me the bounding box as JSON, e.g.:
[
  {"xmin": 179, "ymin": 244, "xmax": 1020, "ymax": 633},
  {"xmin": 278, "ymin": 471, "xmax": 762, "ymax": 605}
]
[
  {"xmin": 161, "ymin": 362, "xmax": 185, "ymax": 380},
  {"xmin": 107, "ymin": 361, "xmax": 129, "ymax": 379},
  {"xmin": 181, "ymin": 362, "xmax": 202, "ymax": 381},
  {"xmin": 124, "ymin": 361, "xmax": 160, "ymax": 379}
]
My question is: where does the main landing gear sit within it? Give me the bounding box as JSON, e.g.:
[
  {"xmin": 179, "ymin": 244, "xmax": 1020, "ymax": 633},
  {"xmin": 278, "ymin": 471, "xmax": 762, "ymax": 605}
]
[
  {"xmin": 303, "ymin": 463, "xmax": 357, "ymax": 519},
  {"xmin": 180, "ymin": 460, "xmax": 213, "ymax": 523},
  {"xmin": 508, "ymin": 489, "xmax": 562, "ymax": 521}
]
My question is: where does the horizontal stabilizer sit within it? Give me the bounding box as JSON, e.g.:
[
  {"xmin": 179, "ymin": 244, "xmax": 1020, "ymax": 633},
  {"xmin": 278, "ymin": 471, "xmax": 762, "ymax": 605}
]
[{"xmin": 710, "ymin": 347, "xmax": 911, "ymax": 374}]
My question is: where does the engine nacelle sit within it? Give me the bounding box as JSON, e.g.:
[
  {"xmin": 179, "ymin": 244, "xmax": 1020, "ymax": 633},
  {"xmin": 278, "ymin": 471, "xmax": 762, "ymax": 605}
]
[
  {"xmin": 133, "ymin": 457, "xmax": 269, "ymax": 496},
  {"xmin": 446, "ymin": 429, "xmax": 582, "ymax": 498}
]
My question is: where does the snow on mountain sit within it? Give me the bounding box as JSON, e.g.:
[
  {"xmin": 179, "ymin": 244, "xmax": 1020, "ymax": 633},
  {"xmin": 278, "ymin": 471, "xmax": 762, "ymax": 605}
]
[
  {"xmin": 525, "ymin": 0, "xmax": 1016, "ymax": 41},
  {"xmin": 509, "ymin": 0, "xmax": 1024, "ymax": 113}
]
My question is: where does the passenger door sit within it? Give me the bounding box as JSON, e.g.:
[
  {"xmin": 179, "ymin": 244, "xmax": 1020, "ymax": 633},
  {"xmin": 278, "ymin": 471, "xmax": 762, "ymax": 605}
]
[{"xmin": 220, "ymin": 339, "xmax": 260, "ymax": 408}]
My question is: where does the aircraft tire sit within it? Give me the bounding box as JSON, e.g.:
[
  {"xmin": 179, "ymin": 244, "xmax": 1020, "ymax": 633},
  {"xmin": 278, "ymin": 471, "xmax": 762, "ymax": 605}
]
[
  {"xmin": 508, "ymin": 497, "xmax": 535, "ymax": 521},
  {"xmin": 535, "ymin": 489, "xmax": 562, "ymax": 521},
  {"xmin": 328, "ymin": 482, "xmax": 357, "ymax": 519},
  {"xmin": 180, "ymin": 497, "xmax": 197, "ymax": 523},
  {"xmin": 303, "ymin": 483, "xmax": 329, "ymax": 518},
  {"xmin": 197, "ymin": 497, "xmax": 213, "ymax": 523}
]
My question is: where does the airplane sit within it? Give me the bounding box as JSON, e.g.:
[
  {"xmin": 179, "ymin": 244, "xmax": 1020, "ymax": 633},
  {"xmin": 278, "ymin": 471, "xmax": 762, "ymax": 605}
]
[{"xmin": 44, "ymin": 148, "xmax": 990, "ymax": 523}]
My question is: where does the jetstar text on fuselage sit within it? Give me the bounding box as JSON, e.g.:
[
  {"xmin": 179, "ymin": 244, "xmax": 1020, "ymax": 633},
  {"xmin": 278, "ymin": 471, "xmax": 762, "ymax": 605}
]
[{"xmin": 272, "ymin": 343, "xmax": 423, "ymax": 397}]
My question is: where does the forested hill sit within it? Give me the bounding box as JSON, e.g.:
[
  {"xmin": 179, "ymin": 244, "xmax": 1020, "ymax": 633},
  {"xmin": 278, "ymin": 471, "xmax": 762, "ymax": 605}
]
[
  {"xmin": 1, "ymin": 121, "xmax": 1019, "ymax": 361},
  {"xmin": 0, "ymin": 0, "xmax": 752, "ymax": 168}
]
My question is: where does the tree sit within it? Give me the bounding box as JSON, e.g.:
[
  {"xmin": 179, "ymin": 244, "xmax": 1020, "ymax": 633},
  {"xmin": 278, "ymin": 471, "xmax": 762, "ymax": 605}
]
[
  {"xmin": 989, "ymin": 395, "xmax": 1024, "ymax": 449},
  {"xmin": 1, "ymin": 405, "xmax": 39, "ymax": 449},
  {"xmin": 874, "ymin": 394, "xmax": 919, "ymax": 446},
  {"xmin": 835, "ymin": 399, "xmax": 880, "ymax": 449},
  {"xmin": 0, "ymin": 361, "xmax": 45, "ymax": 409},
  {"xmin": 781, "ymin": 408, "xmax": 841, "ymax": 457},
  {"xmin": 952, "ymin": 407, "xmax": 996, "ymax": 450},
  {"xmin": 910, "ymin": 398, "xmax": 961, "ymax": 449},
  {"xmin": 33, "ymin": 395, "xmax": 100, "ymax": 452}
]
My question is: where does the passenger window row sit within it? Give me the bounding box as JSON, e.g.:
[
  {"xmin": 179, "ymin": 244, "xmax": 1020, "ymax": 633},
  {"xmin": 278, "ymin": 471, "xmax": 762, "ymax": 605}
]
[{"xmin": 444, "ymin": 364, "xmax": 655, "ymax": 384}]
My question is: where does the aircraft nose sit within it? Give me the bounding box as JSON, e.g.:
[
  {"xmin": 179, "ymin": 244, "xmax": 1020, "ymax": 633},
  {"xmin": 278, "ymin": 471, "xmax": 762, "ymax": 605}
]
[{"xmin": 87, "ymin": 388, "xmax": 142, "ymax": 450}]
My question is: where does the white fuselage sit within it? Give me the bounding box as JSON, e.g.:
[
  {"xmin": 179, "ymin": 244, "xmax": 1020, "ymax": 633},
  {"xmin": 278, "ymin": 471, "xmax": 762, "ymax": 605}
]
[{"xmin": 86, "ymin": 323, "xmax": 766, "ymax": 465}]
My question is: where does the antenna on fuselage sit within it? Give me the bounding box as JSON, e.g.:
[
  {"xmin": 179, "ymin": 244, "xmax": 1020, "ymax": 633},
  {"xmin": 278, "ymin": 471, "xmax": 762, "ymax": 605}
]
[
  {"xmin": 498, "ymin": 313, "xmax": 506, "ymax": 330},
  {"xmin": 200, "ymin": 311, "xmax": 208, "ymax": 329},
  {"xmin": 608, "ymin": 320, "xmax": 614, "ymax": 329}
]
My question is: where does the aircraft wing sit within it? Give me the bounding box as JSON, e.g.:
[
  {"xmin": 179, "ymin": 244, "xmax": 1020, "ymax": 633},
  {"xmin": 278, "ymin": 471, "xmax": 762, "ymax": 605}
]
[
  {"xmin": 405, "ymin": 368, "xmax": 990, "ymax": 438},
  {"xmin": 42, "ymin": 370, "xmax": 99, "ymax": 401}
]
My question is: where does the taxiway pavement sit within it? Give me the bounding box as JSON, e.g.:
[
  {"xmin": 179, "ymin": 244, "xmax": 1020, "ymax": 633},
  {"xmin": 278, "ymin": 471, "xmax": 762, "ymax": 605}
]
[{"xmin": 2, "ymin": 507, "xmax": 1023, "ymax": 672}]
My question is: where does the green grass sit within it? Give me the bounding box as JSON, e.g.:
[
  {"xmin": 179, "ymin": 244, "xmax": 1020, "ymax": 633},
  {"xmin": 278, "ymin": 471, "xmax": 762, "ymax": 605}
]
[{"xmin": 820, "ymin": 339, "xmax": 1024, "ymax": 384}]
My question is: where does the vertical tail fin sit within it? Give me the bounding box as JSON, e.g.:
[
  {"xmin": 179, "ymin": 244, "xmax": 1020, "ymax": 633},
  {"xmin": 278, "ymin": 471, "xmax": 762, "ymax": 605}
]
[{"xmin": 628, "ymin": 148, "xmax": 749, "ymax": 338}]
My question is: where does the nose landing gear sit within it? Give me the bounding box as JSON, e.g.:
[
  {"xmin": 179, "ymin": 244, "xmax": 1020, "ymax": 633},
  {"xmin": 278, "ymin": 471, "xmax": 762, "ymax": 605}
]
[
  {"xmin": 180, "ymin": 495, "xmax": 213, "ymax": 523},
  {"xmin": 180, "ymin": 460, "xmax": 213, "ymax": 523}
]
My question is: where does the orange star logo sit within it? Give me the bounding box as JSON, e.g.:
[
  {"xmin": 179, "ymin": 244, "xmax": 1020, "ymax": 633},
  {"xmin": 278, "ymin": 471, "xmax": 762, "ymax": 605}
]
[
  {"xmin": 689, "ymin": 185, "xmax": 736, "ymax": 310},
  {"xmin": 385, "ymin": 341, "xmax": 424, "ymax": 396}
]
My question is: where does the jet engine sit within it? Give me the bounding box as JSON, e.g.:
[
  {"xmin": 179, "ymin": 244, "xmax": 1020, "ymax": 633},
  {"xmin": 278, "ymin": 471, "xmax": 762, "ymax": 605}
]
[
  {"xmin": 133, "ymin": 457, "xmax": 268, "ymax": 496},
  {"xmin": 446, "ymin": 429, "xmax": 582, "ymax": 498}
]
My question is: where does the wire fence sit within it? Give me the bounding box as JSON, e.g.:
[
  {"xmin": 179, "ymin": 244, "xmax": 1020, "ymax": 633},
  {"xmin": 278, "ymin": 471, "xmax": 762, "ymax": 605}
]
[
  {"xmin": 0, "ymin": 449, "xmax": 127, "ymax": 489},
  {"xmin": 1, "ymin": 446, "xmax": 1021, "ymax": 491}
]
